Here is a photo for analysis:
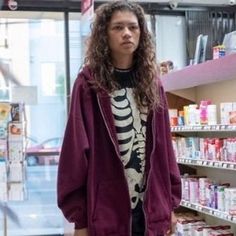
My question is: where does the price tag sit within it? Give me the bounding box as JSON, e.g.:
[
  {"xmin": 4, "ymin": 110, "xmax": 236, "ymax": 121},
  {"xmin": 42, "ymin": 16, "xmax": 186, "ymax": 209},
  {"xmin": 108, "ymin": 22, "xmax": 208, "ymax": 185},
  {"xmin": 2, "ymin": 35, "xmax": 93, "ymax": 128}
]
[
  {"xmin": 229, "ymin": 164, "xmax": 234, "ymax": 169},
  {"xmin": 215, "ymin": 211, "xmax": 220, "ymax": 217},
  {"xmin": 209, "ymin": 162, "xmax": 213, "ymax": 166},
  {"xmin": 223, "ymin": 214, "xmax": 228, "ymax": 220},
  {"xmin": 196, "ymin": 205, "xmax": 201, "ymax": 211},
  {"xmin": 216, "ymin": 125, "xmax": 220, "ymax": 130},
  {"xmin": 213, "ymin": 162, "xmax": 219, "ymax": 167},
  {"xmin": 223, "ymin": 163, "xmax": 228, "ymax": 168}
]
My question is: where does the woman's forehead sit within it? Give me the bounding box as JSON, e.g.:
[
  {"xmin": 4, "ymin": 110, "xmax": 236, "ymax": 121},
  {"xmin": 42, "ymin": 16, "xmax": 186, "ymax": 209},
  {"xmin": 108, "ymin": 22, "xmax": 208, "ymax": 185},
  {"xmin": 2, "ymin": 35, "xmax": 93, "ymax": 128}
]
[{"xmin": 109, "ymin": 10, "xmax": 139, "ymax": 24}]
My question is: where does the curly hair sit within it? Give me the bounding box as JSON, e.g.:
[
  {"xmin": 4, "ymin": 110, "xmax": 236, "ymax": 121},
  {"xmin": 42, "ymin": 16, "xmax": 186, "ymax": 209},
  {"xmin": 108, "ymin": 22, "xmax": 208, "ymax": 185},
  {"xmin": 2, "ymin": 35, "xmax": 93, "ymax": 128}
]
[{"xmin": 84, "ymin": 1, "xmax": 160, "ymax": 110}]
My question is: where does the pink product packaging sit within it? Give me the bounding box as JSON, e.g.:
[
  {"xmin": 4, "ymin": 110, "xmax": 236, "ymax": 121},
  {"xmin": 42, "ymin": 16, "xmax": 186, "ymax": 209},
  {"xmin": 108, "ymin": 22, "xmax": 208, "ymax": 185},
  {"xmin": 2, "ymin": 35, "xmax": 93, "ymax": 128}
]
[
  {"xmin": 189, "ymin": 178, "xmax": 199, "ymax": 203},
  {"xmin": 203, "ymin": 138, "xmax": 209, "ymax": 160},
  {"xmin": 215, "ymin": 138, "xmax": 223, "ymax": 161},
  {"xmin": 199, "ymin": 100, "xmax": 211, "ymax": 125},
  {"xmin": 207, "ymin": 139, "xmax": 216, "ymax": 161},
  {"xmin": 209, "ymin": 230, "xmax": 233, "ymax": 236},
  {"xmin": 199, "ymin": 178, "xmax": 210, "ymax": 206},
  {"xmin": 190, "ymin": 221, "xmax": 206, "ymax": 236},
  {"xmin": 176, "ymin": 217, "xmax": 191, "ymax": 236},
  {"xmin": 224, "ymin": 138, "xmax": 236, "ymax": 163},
  {"xmin": 203, "ymin": 226, "xmax": 231, "ymax": 236},
  {"xmin": 229, "ymin": 188, "xmax": 236, "ymax": 215},
  {"xmin": 0, "ymin": 139, "xmax": 7, "ymax": 158},
  {"xmin": 182, "ymin": 177, "xmax": 190, "ymax": 201}
]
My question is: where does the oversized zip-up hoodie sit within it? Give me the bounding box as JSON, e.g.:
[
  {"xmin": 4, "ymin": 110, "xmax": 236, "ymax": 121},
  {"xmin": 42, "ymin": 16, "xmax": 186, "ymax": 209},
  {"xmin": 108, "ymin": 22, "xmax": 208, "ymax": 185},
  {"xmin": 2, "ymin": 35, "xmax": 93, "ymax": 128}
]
[{"xmin": 57, "ymin": 66, "xmax": 181, "ymax": 236}]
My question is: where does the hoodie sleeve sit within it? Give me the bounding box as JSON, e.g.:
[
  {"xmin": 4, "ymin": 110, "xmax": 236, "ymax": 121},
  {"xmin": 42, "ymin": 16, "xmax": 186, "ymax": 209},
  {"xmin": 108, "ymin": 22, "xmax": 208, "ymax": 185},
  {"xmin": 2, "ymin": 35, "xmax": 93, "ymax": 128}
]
[
  {"xmin": 57, "ymin": 75, "xmax": 89, "ymax": 229},
  {"xmin": 159, "ymin": 81, "xmax": 182, "ymax": 210}
]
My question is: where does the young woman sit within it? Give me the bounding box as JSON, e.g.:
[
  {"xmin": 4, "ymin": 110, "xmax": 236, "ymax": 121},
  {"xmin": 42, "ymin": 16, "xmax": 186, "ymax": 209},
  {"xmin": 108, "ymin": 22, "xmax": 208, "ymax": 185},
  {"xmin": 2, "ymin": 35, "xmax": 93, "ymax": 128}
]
[{"xmin": 57, "ymin": 1, "xmax": 181, "ymax": 236}]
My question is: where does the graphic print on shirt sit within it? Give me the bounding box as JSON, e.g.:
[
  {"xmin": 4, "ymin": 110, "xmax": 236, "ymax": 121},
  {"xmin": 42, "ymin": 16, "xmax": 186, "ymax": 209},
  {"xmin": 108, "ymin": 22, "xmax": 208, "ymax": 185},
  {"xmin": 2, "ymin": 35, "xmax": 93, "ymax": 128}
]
[{"xmin": 110, "ymin": 88, "xmax": 148, "ymax": 209}]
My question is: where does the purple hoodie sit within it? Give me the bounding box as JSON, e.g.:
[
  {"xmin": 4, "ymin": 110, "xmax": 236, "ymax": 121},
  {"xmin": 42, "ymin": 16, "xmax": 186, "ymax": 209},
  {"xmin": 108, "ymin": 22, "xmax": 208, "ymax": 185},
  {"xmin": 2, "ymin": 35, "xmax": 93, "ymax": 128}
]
[{"xmin": 57, "ymin": 66, "xmax": 181, "ymax": 236}]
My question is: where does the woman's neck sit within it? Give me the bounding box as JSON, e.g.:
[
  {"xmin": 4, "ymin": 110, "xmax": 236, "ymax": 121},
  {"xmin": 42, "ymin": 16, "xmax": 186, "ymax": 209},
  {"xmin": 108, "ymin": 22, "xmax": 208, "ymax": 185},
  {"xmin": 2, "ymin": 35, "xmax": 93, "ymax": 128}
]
[{"xmin": 112, "ymin": 55, "xmax": 133, "ymax": 69}]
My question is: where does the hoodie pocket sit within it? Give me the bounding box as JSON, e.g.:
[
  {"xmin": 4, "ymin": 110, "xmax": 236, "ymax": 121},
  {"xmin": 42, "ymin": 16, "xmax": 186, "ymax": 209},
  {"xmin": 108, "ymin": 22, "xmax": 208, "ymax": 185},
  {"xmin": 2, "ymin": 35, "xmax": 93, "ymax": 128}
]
[{"xmin": 92, "ymin": 179, "xmax": 130, "ymax": 233}]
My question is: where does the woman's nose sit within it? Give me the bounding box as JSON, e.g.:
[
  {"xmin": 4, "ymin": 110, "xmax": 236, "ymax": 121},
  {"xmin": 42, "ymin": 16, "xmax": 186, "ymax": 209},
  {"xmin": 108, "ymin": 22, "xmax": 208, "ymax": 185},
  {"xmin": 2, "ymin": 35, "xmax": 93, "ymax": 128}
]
[{"xmin": 123, "ymin": 27, "xmax": 131, "ymax": 38}]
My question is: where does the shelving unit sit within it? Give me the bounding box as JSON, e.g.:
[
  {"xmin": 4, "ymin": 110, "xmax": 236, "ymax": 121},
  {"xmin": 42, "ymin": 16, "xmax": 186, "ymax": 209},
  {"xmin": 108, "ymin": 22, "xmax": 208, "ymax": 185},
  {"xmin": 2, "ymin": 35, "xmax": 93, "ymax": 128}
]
[
  {"xmin": 177, "ymin": 158, "xmax": 236, "ymax": 171},
  {"xmin": 181, "ymin": 200, "xmax": 236, "ymax": 224},
  {"xmin": 161, "ymin": 53, "xmax": 236, "ymax": 232},
  {"xmin": 0, "ymin": 102, "xmax": 27, "ymax": 236},
  {"xmin": 171, "ymin": 124, "xmax": 236, "ymax": 132},
  {"xmin": 161, "ymin": 53, "xmax": 236, "ymax": 92}
]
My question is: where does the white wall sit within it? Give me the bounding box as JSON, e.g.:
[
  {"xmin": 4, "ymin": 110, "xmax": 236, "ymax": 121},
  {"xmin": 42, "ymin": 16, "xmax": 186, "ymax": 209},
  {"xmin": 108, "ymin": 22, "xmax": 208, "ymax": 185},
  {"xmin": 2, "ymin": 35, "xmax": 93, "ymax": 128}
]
[{"xmin": 156, "ymin": 15, "xmax": 187, "ymax": 70}]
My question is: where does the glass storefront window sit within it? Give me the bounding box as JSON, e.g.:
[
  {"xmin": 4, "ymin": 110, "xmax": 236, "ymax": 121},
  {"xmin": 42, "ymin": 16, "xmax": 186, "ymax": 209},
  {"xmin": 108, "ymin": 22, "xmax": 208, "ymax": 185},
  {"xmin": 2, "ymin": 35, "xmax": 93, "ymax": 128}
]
[{"xmin": 0, "ymin": 11, "xmax": 67, "ymax": 236}]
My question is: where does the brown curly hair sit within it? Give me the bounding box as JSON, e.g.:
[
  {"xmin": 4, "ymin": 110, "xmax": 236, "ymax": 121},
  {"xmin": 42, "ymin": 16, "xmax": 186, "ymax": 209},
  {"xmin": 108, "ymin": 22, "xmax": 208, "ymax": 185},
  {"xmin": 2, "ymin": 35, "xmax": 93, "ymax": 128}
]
[{"xmin": 84, "ymin": 1, "xmax": 160, "ymax": 110}]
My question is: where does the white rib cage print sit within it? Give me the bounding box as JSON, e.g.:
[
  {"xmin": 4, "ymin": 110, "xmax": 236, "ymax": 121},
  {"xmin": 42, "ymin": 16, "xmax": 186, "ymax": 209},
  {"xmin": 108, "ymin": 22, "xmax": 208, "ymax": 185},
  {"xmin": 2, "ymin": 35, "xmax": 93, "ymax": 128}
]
[{"xmin": 110, "ymin": 88, "xmax": 148, "ymax": 209}]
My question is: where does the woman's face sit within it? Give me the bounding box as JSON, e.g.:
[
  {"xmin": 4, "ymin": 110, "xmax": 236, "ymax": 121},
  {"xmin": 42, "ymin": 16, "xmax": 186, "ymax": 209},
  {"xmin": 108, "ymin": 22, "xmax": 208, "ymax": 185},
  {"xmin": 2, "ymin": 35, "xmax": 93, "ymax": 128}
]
[{"xmin": 107, "ymin": 10, "xmax": 140, "ymax": 60}]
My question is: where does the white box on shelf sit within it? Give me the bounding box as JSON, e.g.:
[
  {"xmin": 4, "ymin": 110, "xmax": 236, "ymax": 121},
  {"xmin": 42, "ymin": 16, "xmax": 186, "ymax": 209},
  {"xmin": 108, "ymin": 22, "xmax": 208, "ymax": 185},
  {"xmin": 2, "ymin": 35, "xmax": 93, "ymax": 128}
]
[
  {"xmin": 8, "ymin": 140, "xmax": 24, "ymax": 162},
  {"xmin": 220, "ymin": 103, "xmax": 233, "ymax": 125},
  {"xmin": 8, "ymin": 162, "xmax": 24, "ymax": 182}
]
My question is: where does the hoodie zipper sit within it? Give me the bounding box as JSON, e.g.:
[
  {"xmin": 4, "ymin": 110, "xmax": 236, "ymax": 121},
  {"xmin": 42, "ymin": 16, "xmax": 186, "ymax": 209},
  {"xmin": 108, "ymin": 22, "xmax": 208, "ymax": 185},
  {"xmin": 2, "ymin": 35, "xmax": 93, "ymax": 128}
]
[
  {"xmin": 143, "ymin": 110, "xmax": 157, "ymax": 236},
  {"xmin": 97, "ymin": 94, "xmax": 133, "ymax": 235}
]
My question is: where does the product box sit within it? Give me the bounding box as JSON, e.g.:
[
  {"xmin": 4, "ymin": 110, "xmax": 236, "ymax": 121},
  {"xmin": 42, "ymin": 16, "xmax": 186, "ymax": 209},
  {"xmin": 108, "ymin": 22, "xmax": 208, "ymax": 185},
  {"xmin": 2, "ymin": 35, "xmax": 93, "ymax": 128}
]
[
  {"xmin": 8, "ymin": 122, "xmax": 24, "ymax": 141},
  {"xmin": 0, "ymin": 139, "xmax": 7, "ymax": 158},
  {"xmin": 229, "ymin": 111, "xmax": 236, "ymax": 125},
  {"xmin": 10, "ymin": 103, "xmax": 25, "ymax": 122},
  {"xmin": 176, "ymin": 217, "xmax": 191, "ymax": 236},
  {"xmin": 0, "ymin": 102, "xmax": 11, "ymax": 121},
  {"xmin": 169, "ymin": 109, "xmax": 178, "ymax": 126},
  {"xmin": 213, "ymin": 45, "xmax": 226, "ymax": 59},
  {"xmin": 8, "ymin": 140, "xmax": 24, "ymax": 162},
  {"xmin": 220, "ymin": 103, "xmax": 233, "ymax": 125},
  {"xmin": 8, "ymin": 162, "xmax": 24, "ymax": 182}
]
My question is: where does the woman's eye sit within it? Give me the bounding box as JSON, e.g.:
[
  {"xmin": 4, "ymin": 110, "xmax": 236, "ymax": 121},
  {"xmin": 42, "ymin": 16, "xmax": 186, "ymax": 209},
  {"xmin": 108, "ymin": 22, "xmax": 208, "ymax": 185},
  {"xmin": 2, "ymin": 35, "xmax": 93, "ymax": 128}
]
[
  {"xmin": 114, "ymin": 25, "xmax": 123, "ymax": 30},
  {"xmin": 130, "ymin": 25, "xmax": 139, "ymax": 30}
]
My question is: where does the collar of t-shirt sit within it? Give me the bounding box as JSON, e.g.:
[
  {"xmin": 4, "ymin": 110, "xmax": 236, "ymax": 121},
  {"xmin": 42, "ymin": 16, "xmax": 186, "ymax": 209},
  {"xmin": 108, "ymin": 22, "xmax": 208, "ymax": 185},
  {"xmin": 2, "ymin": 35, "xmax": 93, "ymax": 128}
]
[{"xmin": 114, "ymin": 67, "xmax": 136, "ymax": 88}]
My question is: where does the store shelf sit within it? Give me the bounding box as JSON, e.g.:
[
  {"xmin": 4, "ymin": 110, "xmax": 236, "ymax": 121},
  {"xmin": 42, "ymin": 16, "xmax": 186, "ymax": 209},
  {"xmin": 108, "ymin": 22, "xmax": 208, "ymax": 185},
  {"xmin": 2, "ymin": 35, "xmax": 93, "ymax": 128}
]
[
  {"xmin": 180, "ymin": 200, "xmax": 236, "ymax": 224},
  {"xmin": 161, "ymin": 53, "xmax": 236, "ymax": 92},
  {"xmin": 171, "ymin": 124, "xmax": 236, "ymax": 132},
  {"xmin": 177, "ymin": 158, "xmax": 236, "ymax": 171}
]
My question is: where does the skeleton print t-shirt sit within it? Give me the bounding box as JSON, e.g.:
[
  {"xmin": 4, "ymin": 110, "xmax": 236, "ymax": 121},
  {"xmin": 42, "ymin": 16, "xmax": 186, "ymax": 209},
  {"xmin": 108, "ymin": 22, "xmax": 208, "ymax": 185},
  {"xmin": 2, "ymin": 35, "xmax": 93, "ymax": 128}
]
[{"xmin": 110, "ymin": 68, "xmax": 148, "ymax": 212}]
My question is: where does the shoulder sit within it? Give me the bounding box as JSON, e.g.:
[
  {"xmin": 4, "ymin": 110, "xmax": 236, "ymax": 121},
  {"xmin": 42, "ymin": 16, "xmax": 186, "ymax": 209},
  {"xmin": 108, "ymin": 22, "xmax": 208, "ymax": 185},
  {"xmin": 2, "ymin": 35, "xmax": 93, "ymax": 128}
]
[
  {"xmin": 72, "ymin": 65, "xmax": 94, "ymax": 96},
  {"xmin": 153, "ymin": 75, "xmax": 165, "ymax": 98}
]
